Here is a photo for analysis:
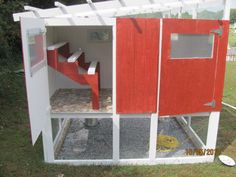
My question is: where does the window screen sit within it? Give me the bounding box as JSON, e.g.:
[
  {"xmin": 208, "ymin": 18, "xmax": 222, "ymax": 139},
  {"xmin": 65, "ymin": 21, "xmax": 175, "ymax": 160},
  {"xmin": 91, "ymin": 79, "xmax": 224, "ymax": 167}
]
[{"xmin": 171, "ymin": 33, "xmax": 214, "ymax": 59}]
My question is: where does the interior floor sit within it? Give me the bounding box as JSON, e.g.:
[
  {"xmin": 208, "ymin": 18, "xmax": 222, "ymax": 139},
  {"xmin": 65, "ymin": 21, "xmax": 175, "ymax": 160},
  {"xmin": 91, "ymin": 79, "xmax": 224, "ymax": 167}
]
[
  {"xmin": 55, "ymin": 118, "xmax": 197, "ymax": 160},
  {"xmin": 50, "ymin": 89, "xmax": 112, "ymax": 113}
]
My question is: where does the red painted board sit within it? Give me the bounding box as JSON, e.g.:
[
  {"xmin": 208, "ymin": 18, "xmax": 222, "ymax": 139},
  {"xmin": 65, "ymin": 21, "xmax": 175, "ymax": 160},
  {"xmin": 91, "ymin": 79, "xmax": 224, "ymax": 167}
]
[
  {"xmin": 116, "ymin": 18, "xmax": 159, "ymax": 114},
  {"xmin": 159, "ymin": 19, "xmax": 229, "ymax": 116}
]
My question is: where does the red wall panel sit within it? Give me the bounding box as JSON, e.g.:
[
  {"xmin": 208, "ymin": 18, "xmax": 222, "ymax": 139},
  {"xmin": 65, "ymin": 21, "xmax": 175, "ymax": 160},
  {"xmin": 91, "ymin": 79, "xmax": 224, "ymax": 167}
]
[
  {"xmin": 116, "ymin": 18, "xmax": 160, "ymax": 114},
  {"xmin": 159, "ymin": 19, "xmax": 229, "ymax": 116}
]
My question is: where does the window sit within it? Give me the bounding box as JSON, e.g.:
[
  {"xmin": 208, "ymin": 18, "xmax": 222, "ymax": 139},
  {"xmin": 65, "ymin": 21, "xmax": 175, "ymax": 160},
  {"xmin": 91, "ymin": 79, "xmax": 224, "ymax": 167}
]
[
  {"xmin": 171, "ymin": 33, "xmax": 214, "ymax": 59},
  {"xmin": 27, "ymin": 28, "xmax": 46, "ymax": 75},
  {"xmin": 87, "ymin": 29, "xmax": 112, "ymax": 42}
]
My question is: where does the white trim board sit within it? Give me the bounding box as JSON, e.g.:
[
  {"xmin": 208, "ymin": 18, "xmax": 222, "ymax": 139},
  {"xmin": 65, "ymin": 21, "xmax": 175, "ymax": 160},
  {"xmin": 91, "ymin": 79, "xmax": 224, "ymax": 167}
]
[{"xmin": 52, "ymin": 155, "xmax": 214, "ymax": 166}]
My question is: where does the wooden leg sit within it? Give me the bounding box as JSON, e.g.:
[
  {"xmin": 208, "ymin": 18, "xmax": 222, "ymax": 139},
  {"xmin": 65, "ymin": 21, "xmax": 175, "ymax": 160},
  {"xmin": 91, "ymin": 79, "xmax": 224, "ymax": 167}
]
[{"xmin": 91, "ymin": 76, "xmax": 99, "ymax": 110}]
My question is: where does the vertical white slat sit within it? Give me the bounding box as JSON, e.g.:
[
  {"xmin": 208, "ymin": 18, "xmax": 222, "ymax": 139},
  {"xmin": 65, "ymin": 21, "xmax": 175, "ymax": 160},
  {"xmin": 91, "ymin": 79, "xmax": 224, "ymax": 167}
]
[
  {"xmin": 42, "ymin": 106, "xmax": 54, "ymax": 162},
  {"xmin": 192, "ymin": 5, "xmax": 198, "ymax": 19},
  {"xmin": 206, "ymin": 112, "xmax": 220, "ymax": 149},
  {"xmin": 112, "ymin": 23, "xmax": 117, "ymax": 115},
  {"xmin": 187, "ymin": 116, "xmax": 191, "ymax": 127},
  {"xmin": 149, "ymin": 18, "xmax": 163, "ymax": 161},
  {"xmin": 178, "ymin": 7, "xmax": 182, "ymax": 18},
  {"xmin": 113, "ymin": 114, "xmax": 120, "ymax": 162},
  {"xmin": 157, "ymin": 19, "xmax": 163, "ymax": 113},
  {"xmin": 149, "ymin": 114, "xmax": 158, "ymax": 161},
  {"xmin": 223, "ymin": 0, "xmax": 231, "ymax": 20},
  {"xmin": 112, "ymin": 22, "xmax": 119, "ymax": 162}
]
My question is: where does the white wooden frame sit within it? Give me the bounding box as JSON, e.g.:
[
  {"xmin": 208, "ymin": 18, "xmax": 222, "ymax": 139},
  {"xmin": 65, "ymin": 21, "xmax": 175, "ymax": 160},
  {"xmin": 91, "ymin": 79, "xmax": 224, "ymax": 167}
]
[
  {"xmin": 13, "ymin": 0, "xmax": 230, "ymax": 26},
  {"xmin": 48, "ymin": 111, "xmax": 220, "ymax": 165}
]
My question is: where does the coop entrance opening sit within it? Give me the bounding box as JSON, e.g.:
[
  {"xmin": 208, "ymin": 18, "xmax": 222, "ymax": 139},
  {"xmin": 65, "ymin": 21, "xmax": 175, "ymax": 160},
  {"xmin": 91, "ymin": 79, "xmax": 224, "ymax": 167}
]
[{"xmin": 47, "ymin": 26, "xmax": 113, "ymax": 113}]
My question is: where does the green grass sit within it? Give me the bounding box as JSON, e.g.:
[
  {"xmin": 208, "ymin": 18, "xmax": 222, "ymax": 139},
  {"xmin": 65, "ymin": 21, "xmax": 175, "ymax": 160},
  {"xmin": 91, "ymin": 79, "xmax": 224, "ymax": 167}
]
[
  {"xmin": 0, "ymin": 63, "xmax": 236, "ymax": 177},
  {"xmin": 223, "ymin": 62, "xmax": 236, "ymax": 106},
  {"xmin": 228, "ymin": 28, "xmax": 236, "ymax": 47}
]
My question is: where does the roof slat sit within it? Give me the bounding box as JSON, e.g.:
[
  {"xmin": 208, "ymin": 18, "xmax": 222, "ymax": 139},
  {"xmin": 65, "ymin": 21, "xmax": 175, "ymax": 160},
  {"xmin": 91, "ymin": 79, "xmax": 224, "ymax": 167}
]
[{"xmin": 13, "ymin": 0, "xmax": 223, "ymax": 23}]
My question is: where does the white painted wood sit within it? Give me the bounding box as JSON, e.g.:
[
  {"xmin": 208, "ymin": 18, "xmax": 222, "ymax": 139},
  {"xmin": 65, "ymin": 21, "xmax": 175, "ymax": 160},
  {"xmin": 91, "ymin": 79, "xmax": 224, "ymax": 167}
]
[
  {"xmin": 87, "ymin": 61, "xmax": 98, "ymax": 74},
  {"xmin": 150, "ymin": 19, "xmax": 162, "ymax": 163},
  {"xmin": 24, "ymin": 6, "xmax": 42, "ymax": 17},
  {"xmin": 160, "ymin": 112, "xmax": 210, "ymax": 118},
  {"xmin": 51, "ymin": 113, "xmax": 113, "ymax": 119},
  {"xmin": 52, "ymin": 155, "xmax": 214, "ymax": 165},
  {"xmin": 13, "ymin": 0, "xmax": 223, "ymax": 23},
  {"xmin": 47, "ymin": 42, "xmax": 67, "ymax": 50},
  {"xmin": 42, "ymin": 106, "xmax": 54, "ymax": 162},
  {"xmin": 192, "ymin": 5, "xmax": 198, "ymax": 19},
  {"xmin": 112, "ymin": 23, "xmax": 116, "ymax": 114},
  {"xmin": 157, "ymin": 18, "xmax": 163, "ymax": 114},
  {"xmin": 113, "ymin": 114, "xmax": 120, "ymax": 162},
  {"xmin": 53, "ymin": 119, "xmax": 70, "ymax": 151},
  {"xmin": 119, "ymin": 114, "xmax": 150, "ymax": 118},
  {"xmin": 176, "ymin": 117, "xmax": 206, "ymax": 148},
  {"xmin": 149, "ymin": 114, "xmax": 158, "ymax": 162},
  {"xmin": 223, "ymin": 0, "xmax": 231, "ymax": 20},
  {"xmin": 67, "ymin": 50, "xmax": 83, "ymax": 62},
  {"xmin": 187, "ymin": 116, "xmax": 191, "ymax": 127},
  {"xmin": 55, "ymin": 1, "xmax": 68, "ymax": 12},
  {"xmin": 222, "ymin": 102, "xmax": 236, "ymax": 110},
  {"xmin": 46, "ymin": 17, "xmax": 115, "ymax": 26},
  {"xmin": 206, "ymin": 112, "xmax": 220, "ymax": 149},
  {"xmin": 20, "ymin": 17, "xmax": 50, "ymax": 145},
  {"xmin": 178, "ymin": 7, "xmax": 182, "ymax": 18}
]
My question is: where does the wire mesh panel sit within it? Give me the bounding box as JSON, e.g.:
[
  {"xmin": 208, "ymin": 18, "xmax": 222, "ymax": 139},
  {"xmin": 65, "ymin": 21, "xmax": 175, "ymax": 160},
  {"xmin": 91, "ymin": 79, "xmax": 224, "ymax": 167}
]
[
  {"xmin": 189, "ymin": 116, "xmax": 209, "ymax": 145},
  {"xmin": 51, "ymin": 118, "xmax": 60, "ymax": 140},
  {"xmin": 120, "ymin": 118, "xmax": 150, "ymax": 159},
  {"xmin": 156, "ymin": 117, "xmax": 197, "ymax": 158},
  {"xmin": 55, "ymin": 118, "xmax": 112, "ymax": 160}
]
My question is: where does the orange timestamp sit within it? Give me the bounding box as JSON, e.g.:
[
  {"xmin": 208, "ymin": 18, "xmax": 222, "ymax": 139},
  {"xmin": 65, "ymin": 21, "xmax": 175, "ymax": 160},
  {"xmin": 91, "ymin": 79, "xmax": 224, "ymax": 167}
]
[{"xmin": 185, "ymin": 148, "xmax": 222, "ymax": 156}]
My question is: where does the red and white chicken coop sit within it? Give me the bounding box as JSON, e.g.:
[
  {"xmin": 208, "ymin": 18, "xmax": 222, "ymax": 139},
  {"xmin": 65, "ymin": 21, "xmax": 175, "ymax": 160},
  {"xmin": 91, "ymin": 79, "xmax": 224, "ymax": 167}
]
[{"xmin": 13, "ymin": 0, "xmax": 231, "ymax": 165}]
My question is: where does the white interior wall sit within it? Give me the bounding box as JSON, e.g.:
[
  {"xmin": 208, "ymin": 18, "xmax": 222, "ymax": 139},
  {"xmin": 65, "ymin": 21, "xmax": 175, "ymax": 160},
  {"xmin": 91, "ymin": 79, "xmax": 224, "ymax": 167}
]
[
  {"xmin": 46, "ymin": 27, "xmax": 59, "ymax": 97},
  {"xmin": 47, "ymin": 26, "xmax": 113, "ymax": 97},
  {"xmin": 54, "ymin": 26, "xmax": 113, "ymax": 89}
]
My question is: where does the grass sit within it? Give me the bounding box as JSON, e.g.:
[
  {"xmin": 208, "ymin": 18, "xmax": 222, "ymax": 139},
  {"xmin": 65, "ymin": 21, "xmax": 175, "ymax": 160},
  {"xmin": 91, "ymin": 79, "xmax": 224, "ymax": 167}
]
[
  {"xmin": 228, "ymin": 27, "xmax": 236, "ymax": 47},
  {"xmin": 223, "ymin": 62, "xmax": 236, "ymax": 106},
  {"xmin": 0, "ymin": 63, "xmax": 236, "ymax": 177}
]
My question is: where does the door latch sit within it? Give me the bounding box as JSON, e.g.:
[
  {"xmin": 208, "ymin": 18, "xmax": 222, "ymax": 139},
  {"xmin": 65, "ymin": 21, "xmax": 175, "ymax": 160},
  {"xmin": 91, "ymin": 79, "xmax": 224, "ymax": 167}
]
[{"xmin": 204, "ymin": 100, "xmax": 216, "ymax": 108}]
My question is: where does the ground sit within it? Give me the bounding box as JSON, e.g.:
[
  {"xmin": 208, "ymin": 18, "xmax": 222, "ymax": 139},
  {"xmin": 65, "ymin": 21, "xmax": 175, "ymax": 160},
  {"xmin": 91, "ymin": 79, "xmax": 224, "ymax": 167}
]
[
  {"xmin": 0, "ymin": 62, "xmax": 236, "ymax": 177},
  {"xmin": 229, "ymin": 27, "xmax": 236, "ymax": 47}
]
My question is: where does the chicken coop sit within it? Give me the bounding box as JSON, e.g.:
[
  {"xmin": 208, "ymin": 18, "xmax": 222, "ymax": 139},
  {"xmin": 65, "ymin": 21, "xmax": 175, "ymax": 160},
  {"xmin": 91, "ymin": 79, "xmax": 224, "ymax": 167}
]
[{"xmin": 13, "ymin": 0, "xmax": 231, "ymax": 165}]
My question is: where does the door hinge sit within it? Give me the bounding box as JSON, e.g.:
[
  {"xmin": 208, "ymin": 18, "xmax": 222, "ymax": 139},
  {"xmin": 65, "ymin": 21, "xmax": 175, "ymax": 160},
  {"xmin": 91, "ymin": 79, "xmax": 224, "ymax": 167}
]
[
  {"xmin": 204, "ymin": 100, "xmax": 216, "ymax": 108},
  {"xmin": 211, "ymin": 27, "xmax": 223, "ymax": 36}
]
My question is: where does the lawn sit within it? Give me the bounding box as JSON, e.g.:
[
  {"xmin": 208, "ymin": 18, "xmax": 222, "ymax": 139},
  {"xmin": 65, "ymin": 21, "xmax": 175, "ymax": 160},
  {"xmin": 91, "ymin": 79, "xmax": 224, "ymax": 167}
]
[
  {"xmin": 0, "ymin": 63, "xmax": 236, "ymax": 177},
  {"xmin": 228, "ymin": 28, "xmax": 236, "ymax": 47},
  {"xmin": 223, "ymin": 62, "xmax": 236, "ymax": 106}
]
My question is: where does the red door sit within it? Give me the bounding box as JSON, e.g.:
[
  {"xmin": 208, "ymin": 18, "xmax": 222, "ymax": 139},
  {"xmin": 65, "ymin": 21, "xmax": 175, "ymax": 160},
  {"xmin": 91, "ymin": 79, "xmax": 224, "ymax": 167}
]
[
  {"xmin": 159, "ymin": 19, "xmax": 229, "ymax": 116},
  {"xmin": 116, "ymin": 18, "xmax": 160, "ymax": 114}
]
